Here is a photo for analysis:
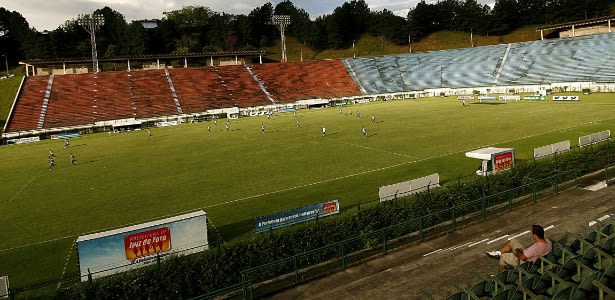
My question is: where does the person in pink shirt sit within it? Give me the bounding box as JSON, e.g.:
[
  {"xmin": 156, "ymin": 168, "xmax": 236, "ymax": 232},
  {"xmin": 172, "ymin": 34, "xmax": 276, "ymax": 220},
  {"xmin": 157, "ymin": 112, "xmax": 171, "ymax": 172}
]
[{"xmin": 487, "ymin": 224, "xmax": 552, "ymax": 271}]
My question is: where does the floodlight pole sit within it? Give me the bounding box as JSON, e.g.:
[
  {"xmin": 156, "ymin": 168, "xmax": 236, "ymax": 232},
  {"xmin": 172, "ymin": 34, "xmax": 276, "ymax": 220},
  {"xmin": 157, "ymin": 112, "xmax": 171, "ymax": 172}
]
[
  {"xmin": 272, "ymin": 15, "xmax": 291, "ymax": 62},
  {"xmin": 78, "ymin": 13, "xmax": 105, "ymax": 73}
]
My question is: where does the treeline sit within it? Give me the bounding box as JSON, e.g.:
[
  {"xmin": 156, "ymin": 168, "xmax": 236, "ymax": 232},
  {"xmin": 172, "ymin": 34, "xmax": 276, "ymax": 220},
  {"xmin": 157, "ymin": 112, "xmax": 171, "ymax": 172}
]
[{"xmin": 0, "ymin": 0, "xmax": 614, "ymax": 65}]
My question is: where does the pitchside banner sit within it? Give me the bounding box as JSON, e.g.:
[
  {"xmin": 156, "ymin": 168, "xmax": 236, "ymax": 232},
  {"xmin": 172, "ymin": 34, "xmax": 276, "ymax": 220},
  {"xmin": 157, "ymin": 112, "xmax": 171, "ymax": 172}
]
[
  {"xmin": 494, "ymin": 151, "xmax": 514, "ymax": 171},
  {"xmin": 76, "ymin": 211, "xmax": 208, "ymax": 281},
  {"xmin": 255, "ymin": 200, "xmax": 339, "ymax": 233}
]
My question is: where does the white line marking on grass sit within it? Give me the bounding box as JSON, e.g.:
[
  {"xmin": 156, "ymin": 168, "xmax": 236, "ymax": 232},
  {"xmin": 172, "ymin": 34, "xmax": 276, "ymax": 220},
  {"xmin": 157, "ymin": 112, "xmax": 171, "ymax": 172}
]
[
  {"xmin": 58, "ymin": 238, "xmax": 76, "ymax": 289},
  {"xmin": 341, "ymin": 142, "xmax": 418, "ymax": 159},
  {"xmin": 544, "ymin": 225, "xmax": 555, "ymax": 231},
  {"xmin": 7, "ymin": 170, "xmax": 41, "ymax": 202},
  {"xmin": 487, "ymin": 235, "xmax": 509, "ymax": 244}
]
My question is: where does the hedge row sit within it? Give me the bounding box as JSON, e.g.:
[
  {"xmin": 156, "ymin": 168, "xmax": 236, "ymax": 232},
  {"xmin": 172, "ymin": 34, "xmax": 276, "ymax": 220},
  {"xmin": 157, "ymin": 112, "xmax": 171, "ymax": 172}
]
[{"xmin": 55, "ymin": 141, "xmax": 615, "ymax": 299}]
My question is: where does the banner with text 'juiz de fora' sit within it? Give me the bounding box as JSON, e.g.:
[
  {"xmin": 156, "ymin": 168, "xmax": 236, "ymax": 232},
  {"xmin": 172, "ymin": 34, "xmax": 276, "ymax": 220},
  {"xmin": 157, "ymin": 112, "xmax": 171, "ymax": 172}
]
[{"xmin": 76, "ymin": 211, "xmax": 208, "ymax": 281}]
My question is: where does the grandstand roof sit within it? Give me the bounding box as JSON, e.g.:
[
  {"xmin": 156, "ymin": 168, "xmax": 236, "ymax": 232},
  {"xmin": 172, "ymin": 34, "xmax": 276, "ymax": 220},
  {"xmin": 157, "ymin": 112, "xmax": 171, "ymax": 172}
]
[
  {"xmin": 19, "ymin": 50, "xmax": 266, "ymax": 66},
  {"xmin": 536, "ymin": 15, "xmax": 615, "ymax": 31}
]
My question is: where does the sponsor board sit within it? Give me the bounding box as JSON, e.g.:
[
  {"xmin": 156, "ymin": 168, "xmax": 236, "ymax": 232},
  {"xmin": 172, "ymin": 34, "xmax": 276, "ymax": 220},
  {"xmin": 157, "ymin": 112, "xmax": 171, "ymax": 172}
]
[
  {"xmin": 494, "ymin": 151, "xmax": 514, "ymax": 171},
  {"xmin": 523, "ymin": 95, "xmax": 546, "ymax": 101},
  {"xmin": 499, "ymin": 95, "xmax": 520, "ymax": 101},
  {"xmin": 76, "ymin": 211, "xmax": 208, "ymax": 281},
  {"xmin": 50, "ymin": 132, "xmax": 81, "ymax": 140},
  {"xmin": 552, "ymin": 96, "xmax": 579, "ymax": 101},
  {"xmin": 478, "ymin": 96, "xmax": 496, "ymax": 100},
  {"xmin": 155, "ymin": 120, "xmax": 180, "ymax": 127},
  {"xmin": 7, "ymin": 136, "xmax": 40, "ymax": 145},
  {"xmin": 255, "ymin": 200, "xmax": 340, "ymax": 232},
  {"xmin": 457, "ymin": 95, "xmax": 474, "ymax": 100}
]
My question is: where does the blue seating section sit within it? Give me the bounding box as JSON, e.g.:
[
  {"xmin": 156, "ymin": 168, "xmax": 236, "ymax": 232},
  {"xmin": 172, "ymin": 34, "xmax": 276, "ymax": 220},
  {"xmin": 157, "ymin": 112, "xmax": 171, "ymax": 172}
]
[
  {"xmin": 500, "ymin": 33, "xmax": 615, "ymax": 85},
  {"xmin": 344, "ymin": 33, "xmax": 615, "ymax": 94}
]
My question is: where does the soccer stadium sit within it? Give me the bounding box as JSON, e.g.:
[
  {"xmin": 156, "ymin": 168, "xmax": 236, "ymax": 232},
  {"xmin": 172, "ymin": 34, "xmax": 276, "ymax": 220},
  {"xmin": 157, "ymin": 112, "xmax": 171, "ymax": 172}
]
[{"xmin": 1, "ymin": 10, "xmax": 615, "ymax": 300}]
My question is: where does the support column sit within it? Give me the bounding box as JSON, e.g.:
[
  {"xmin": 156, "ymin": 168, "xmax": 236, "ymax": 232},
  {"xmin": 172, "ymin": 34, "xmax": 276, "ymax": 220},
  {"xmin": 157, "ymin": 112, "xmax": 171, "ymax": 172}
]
[
  {"xmin": 157, "ymin": 58, "xmax": 160, "ymax": 69},
  {"xmin": 25, "ymin": 64, "xmax": 30, "ymax": 76},
  {"xmin": 184, "ymin": 57, "xmax": 188, "ymax": 68},
  {"xmin": 235, "ymin": 55, "xmax": 238, "ymax": 65},
  {"xmin": 572, "ymin": 25, "xmax": 575, "ymax": 37},
  {"xmin": 540, "ymin": 30, "xmax": 544, "ymax": 41},
  {"xmin": 63, "ymin": 62, "xmax": 66, "ymax": 74},
  {"xmin": 127, "ymin": 59, "xmax": 131, "ymax": 72},
  {"xmin": 210, "ymin": 56, "xmax": 214, "ymax": 67},
  {"xmin": 609, "ymin": 20, "xmax": 612, "ymax": 33},
  {"xmin": 259, "ymin": 55, "xmax": 262, "ymax": 64}
]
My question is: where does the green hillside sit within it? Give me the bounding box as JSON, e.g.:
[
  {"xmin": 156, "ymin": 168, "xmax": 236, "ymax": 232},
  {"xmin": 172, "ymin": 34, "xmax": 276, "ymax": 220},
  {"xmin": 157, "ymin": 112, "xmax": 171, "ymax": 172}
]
[{"xmin": 267, "ymin": 25, "xmax": 543, "ymax": 61}]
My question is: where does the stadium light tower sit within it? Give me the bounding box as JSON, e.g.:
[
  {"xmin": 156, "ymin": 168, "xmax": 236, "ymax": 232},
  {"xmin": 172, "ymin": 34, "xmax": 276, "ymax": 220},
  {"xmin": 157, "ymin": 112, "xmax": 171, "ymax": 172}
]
[
  {"xmin": 272, "ymin": 15, "xmax": 290, "ymax": 62},
  {"xmin": 78, "ymin": 13, "xmax": 105, "ymax": 73}
]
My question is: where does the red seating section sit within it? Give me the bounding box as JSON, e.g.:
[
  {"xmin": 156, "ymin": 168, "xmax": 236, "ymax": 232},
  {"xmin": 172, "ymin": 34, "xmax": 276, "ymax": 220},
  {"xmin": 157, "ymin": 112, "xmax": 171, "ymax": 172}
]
[
  {"xmin": 169, "ymin": 66, "xmax": 271, "ymax": 113},
  {"xmin": 6, "ymin": 61, "xmax": 362, "ymax": 133},
  {"xmin": 249, "ymin": 60, "xmax": 361, "ymax": 103},
  {"xmin": 4, "ymin": 76, "xmax": 48, "ymax": 132}
]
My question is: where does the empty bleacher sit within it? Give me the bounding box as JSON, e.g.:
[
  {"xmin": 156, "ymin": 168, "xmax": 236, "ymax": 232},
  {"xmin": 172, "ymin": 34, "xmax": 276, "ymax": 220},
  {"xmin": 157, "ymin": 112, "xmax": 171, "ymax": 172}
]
[
  {"xmin": 344, "ymin": 45, "xmax": 507, "ymax": 92},
  {"xmin": 128, "ymin": 69, "xmax": 177, "ymax": 118},
  {"xmin": 44, "ymin": 73, "xmax": 97, "ymax": 128},
  {"xmin": 499, "ymin": 32, "xmax": 615, "ymax": 85},
  {"xmin": 448, "ymin": 220, "xmax": 615, "ymax": 299},
  {"xmin": 169, "ymin": 66, "xmax": 271, "ymax": 112},
  {"xmin": 249, "ymin": 60, "xmax": 361, "ymax": 103},
  {"xmin": 5, "ymin": 76, "xmax": 49, "ymax": 132}
]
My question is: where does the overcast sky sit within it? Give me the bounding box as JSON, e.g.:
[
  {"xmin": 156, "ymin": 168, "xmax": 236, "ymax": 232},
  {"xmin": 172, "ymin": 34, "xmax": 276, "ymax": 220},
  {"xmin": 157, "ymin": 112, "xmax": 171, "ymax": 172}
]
[{"xmin": 2, "ymin": 0, "xmax": 495, "ymax": 32}]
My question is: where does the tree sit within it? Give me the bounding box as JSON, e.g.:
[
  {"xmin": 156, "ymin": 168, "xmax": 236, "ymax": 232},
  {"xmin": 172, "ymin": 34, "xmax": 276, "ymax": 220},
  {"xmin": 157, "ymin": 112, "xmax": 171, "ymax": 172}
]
[
  {"xmin": 248, "ymin": 3, "xmax": 276, "ymax": 48},
  {"xmin": 368, "ymin": 9, "xmax": 408, "ymax": 45}
]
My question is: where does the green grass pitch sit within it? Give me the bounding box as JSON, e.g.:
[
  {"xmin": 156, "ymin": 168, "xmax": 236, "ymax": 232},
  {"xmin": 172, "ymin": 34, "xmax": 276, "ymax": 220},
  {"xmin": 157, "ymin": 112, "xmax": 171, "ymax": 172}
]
[{"xmin": 1, "ymin": 93, "xmax": 615, "ymax": 288}]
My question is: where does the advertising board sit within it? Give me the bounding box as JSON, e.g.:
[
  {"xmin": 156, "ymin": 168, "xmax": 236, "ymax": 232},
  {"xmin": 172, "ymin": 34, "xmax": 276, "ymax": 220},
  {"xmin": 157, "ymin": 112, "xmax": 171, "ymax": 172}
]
[
  {"xmin": 255, "ymin": 200, "xmax": 339, "ymax": 232},
  {"xmin": 552, "ymin": 96, "xmax": 579, "ymax": 101},
  {"xmin": 523, "ymin": 95, "xmax": 546, "ymax": 101},
  {"xmin": 494, "ymin": 151, "xmax": 514, "ymax": 171},
  {"xmin": 76, "ymin": 211, "xmax": 208, "ymax": 281}
]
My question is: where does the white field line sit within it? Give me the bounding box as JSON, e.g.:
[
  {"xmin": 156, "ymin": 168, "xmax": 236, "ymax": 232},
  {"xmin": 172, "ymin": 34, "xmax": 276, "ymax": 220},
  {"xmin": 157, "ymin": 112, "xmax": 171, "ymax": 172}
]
[
  {"xmin": 6, "ymin": 170, "xmax": 41, "ymax": 203},
  {"xmin": 339, "ymin": 142, "xmax": 418, "ymax": 159},
  {"xmin": 57, "ymin": 238, "xmax": 76, "ymax": 289}
]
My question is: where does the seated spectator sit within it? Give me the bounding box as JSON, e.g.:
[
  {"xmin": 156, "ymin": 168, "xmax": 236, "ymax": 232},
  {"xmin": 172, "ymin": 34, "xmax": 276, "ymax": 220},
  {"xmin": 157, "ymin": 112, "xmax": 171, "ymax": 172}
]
[{"xmin": 486, "ymin": 224, "xmax": 552, "ymax": 271}]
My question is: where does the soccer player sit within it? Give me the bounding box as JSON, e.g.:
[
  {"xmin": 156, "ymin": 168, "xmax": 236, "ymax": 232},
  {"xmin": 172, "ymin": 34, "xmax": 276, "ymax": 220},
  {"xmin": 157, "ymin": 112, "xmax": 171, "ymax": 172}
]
[
  {"xmin": 70, "ymin": 153, "xmax": 77, "ymax": 165},
  {"xmin": 296, "ymin": 120, "xmax": 301, "ymax": 128},
  {"xmin": 64, "ymin": 139, "xmax": 70, "ymax": 148},
  {"xmin": 371, "ymin": 115, "xmax": 376, "ymax": 124},
  {"xmin": 322, "ymin": 126, "xmax": 327, "ymax": 136},
  {"xmin": 261, "ymin": 124, "xmax": 265, "ymax": 133},
  {"xmin": 147, "ymin": 128, "xmax": 152, "ymax": 138},
  {"xmin": 362, "ymin": 126, "xmax": 367, "ymax": 138},
  {"xmin": 225, "ymin": 123, "xmax": 230, "ymax": 131},
  {"xmin": 207, "ymin": 125, "xmax": 211, "ymax": 132},
  {"xmin": 48, "ymin": 156, "xmax": 56, "ymax": 170}
]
